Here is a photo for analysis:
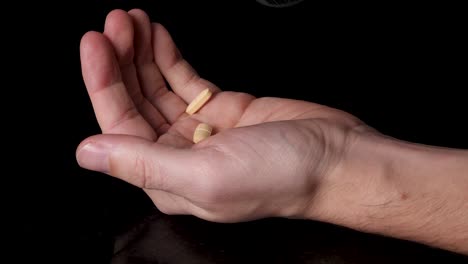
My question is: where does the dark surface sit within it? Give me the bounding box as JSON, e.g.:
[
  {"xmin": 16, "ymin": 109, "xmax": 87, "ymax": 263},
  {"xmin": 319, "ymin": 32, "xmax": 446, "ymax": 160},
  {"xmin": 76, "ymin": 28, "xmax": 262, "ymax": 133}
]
[{"xmin": 13, "ymin": 0, "xmax": 468, "ymax": 263}]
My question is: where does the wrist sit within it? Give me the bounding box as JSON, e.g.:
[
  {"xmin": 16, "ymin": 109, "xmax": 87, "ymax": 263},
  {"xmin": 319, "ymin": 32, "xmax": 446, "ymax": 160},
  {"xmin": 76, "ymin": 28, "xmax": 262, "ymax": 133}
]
[
  {"xmin": 302, "ymin": 128, "xmax": 392, "ymax": 224},
  {"xmin": 304, "ymin": 129, "xmax": 468, "ymax": 253}
]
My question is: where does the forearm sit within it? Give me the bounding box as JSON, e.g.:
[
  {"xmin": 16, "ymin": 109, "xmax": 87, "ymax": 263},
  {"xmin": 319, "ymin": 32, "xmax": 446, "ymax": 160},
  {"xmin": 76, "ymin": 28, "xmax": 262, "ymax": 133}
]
[{"xmin": 310, "ymin": 132, "xmax": 468, "ymax": 254}]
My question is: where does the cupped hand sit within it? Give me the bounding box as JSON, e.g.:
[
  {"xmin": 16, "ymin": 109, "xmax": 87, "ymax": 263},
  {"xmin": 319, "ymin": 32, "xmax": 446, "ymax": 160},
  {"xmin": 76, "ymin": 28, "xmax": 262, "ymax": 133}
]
[{"xmin": 77, "ymin": 9, "xmax": 368, "ymax": 222}]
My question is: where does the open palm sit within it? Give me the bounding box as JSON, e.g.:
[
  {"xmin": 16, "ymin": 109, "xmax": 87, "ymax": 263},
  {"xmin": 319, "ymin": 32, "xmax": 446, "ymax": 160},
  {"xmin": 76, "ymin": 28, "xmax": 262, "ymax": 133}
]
[{"xmin": 79, "ymin": 9, "xmax": 365, "ymax": 221}]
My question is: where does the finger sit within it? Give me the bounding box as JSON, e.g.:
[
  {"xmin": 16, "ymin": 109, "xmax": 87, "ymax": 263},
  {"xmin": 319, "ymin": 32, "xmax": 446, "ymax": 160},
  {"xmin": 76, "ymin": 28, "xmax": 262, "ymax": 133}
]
[
  {"xmin": 76, "ymin": 134, "xmax": 204, "ymax": 194},
  {"xmin": 80, "ymin": 31, "xmax": 156, "ymax": 140},
  {"xmin": 104, "ymin": 9, "xmax": 167, "ymax": 132},
  {"xmin": 128, "ymin": 9, "xmax": 187, "ymax": 124},
  {"xmin": 152, "ymin": 23, "xmax": 221, "ymax": 104}
]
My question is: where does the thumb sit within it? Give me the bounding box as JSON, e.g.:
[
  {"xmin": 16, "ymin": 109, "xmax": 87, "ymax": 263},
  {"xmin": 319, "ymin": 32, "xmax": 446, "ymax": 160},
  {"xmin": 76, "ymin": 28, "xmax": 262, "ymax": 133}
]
[{"xmin": 76, "ymin": 134, "xmax": 200, "ymax": 192}]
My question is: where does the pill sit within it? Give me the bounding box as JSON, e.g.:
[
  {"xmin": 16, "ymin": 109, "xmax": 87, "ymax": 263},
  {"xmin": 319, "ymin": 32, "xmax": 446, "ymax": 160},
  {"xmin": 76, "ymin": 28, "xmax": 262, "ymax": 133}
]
[
  {"xmin": 193, "ymin": 123, "xmax": 212, "ymax": 143},
  {"xmin": 186, "ymin": 88, "xmax": 212, "ymax": 115}
]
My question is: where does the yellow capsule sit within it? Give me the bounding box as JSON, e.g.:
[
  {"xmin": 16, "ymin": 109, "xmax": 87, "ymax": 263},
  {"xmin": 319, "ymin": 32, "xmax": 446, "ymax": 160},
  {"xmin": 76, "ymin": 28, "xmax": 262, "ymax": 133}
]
[
  {"xmin": 193, "ymin": 123, "xmax": 212, "ymax": 143},
  {"xmin": 186, "ymin": 88, "xmax": 212, "ymax": 115}
]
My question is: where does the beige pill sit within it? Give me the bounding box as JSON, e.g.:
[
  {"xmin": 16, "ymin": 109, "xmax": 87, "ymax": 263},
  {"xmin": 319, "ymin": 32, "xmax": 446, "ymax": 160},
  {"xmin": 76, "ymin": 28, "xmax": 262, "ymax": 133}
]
[
  {"xmin": 186, "ymin": 88, "xmax": 212, "ymax": 115},
  {"xmin": 193, "ymin": 123, "xmax": 212, "ymax": 143}
]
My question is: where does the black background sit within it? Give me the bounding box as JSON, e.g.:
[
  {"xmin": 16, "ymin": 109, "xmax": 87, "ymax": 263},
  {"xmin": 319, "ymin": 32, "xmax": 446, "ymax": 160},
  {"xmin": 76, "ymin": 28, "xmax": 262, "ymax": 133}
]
[{"xmin": 11, "ymin": 0, "xmax": 467, "ymax": 263}]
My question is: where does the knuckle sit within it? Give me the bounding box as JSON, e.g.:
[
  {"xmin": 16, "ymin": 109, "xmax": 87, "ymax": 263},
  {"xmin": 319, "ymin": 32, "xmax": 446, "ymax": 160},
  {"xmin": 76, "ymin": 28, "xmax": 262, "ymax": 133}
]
[
  {"xmin": 133, "ymin": 153, "xmax": 169, "ymax": 190},
  {"xmin": 133, "ymin": 153, "xmax": 154, "ymax": 189}
]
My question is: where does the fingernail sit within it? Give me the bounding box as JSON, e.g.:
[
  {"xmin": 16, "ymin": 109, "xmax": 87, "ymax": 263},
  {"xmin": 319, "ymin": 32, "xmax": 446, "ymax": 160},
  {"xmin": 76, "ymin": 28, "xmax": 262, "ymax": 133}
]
[{"xmin": 76, "ymin": 141, "xmax": 110, "ymax": 173}]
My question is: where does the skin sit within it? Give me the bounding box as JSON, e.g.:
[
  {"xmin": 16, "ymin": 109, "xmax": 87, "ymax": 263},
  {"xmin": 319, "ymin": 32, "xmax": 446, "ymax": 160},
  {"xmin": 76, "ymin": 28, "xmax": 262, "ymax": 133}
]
[{"xmin": 76, "ymin": 9, "xmax": 468, "ymax": 255}]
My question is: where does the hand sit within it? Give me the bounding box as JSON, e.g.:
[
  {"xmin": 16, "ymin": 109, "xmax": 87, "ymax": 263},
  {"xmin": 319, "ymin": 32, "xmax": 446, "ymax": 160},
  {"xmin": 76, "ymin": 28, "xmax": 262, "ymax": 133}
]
[
  {"xmin": 76, "ymin": 9, "xmax": 368, "ymax": 222},
  {"xmin": 77, "ymin": 9, "xmax": 468, "ymax": 254}
]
